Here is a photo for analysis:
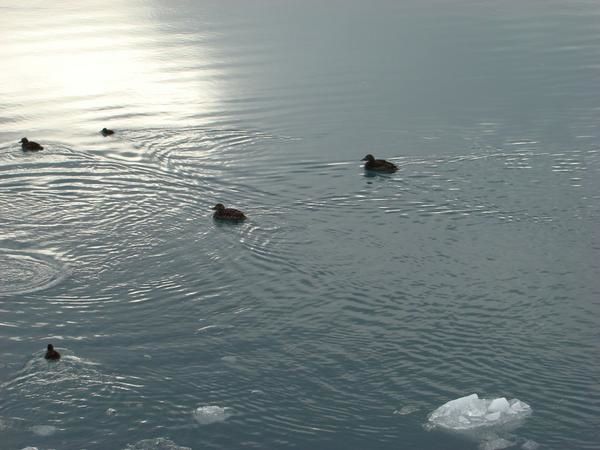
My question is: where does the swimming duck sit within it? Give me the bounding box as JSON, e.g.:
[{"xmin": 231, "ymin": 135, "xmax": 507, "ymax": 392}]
[
  {"xmin": 20, "ymin": 137, "xmax": 44, "ymax": 151},
  {"xmin": 212, "ymin": 203, "xmax": 247, "ymax": 221},
  {"xmin": 361, "ymin": 154, "xmax": 398, "ymax": 172},
  {"xmin": 101, "ymin": 128, "xmax": 115, "ymax": 136},
  {"xmin": 44, "ymin": 344, "xmax": 60, "ymax": 361}
]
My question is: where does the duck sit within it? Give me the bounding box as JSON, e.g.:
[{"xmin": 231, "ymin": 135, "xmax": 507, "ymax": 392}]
[
  {"xmin": 212, "ymin": 203, "xmax": 247, "ymax": 221},
  {"xmin": 44, "ymin": 344, "xmax": 60, "ymax": 361},
  {"xmin": 20, "ymin": 137, "xmax": 44, "ymax": 151},
  {"xmin": 361, "ymin": 154, "xmax": 398, "ymax": 172},
  {"xmin": 101, "ymin": 127, "xmax": 115, "ymax": 136}
]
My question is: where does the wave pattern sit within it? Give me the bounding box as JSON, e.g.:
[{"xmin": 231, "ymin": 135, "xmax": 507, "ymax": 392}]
[
  {"xmin": 1, "ymin": 136, "xmax": 599, "ymax": 449},
  {"xmin": 1, "ymin": 1, "xmax": 600, "ymax": 449}
]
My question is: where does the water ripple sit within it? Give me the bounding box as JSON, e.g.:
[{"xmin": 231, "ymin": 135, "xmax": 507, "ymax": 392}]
[{"xmin": 0, "ymin": 250, "xmax": 68, "ymax": 297}]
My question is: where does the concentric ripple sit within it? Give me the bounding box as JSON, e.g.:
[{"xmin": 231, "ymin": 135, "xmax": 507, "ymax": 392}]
[{"xmin": 0, "ymin": 250, "xmax": 67, "ymax": 296}]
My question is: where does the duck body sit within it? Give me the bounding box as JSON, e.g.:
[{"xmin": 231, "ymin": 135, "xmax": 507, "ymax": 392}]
[
  {"xmin": 101, "ymin": 128, "xmax": 115, "ymax": 136},
  {"xmin": 20, "ymin": 138, "xmax": 44, "ymax": 152},
  {"xmin": 361, "ymin": 154, "xmax": 398, "ymax": 172},
  {"xmin": 212, "ymin": 203, "xmax": 247, "ymax": 221},
  {"xmin": 44, "ymin": 344, "xmax": 60, "ymax": 361}
]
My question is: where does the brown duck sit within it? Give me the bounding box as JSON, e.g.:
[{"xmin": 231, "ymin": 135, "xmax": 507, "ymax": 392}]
[
  {"xmin": 44, "ymin": 344, "xmax": 60, "ymax": 361},
  {"xmin": 20, "ymin": 138, "xmax": 44, "ymax": 151},
  {"xmin": 212, "ymin": 203, "xmax": 247, "ymax": 221},
  {"xmin": 361, "ymin": 154, "xmax": 398, "ymax": 172}
]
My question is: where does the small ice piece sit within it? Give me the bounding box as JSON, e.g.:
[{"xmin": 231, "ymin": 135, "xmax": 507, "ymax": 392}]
[
  {"xmin": 221, "ymin": 356, "xmax": 237, "ymax": 363},
  {"xmin": 393, "ymin": 405, "xmax": 419, "ymax": 415},
  {"xmin": 31, "ymin": 424, "xmax": 57, "ymax": 436},
  {"xmin": 521, "ymin": 440, "xmax": 539, "ymax": 450},
  {"xmin": 480, "ymin": 438, "xmax": 514, "ymax": 450},
  {"xmin": 106, "ymin": 408, "xmax": 117, "ymax": 416},
  {"xmin": 125, "ymin": 437, "xmax": 191, "ymax": 450},
  {"xmin": 427, "ymin": 393, "xmax": 531, "ymax": 431},
  {"xmin": 193, "ymin": 405, "xmax": 232, "ymax": 424},
  {"xmin": 20, "ymin": 447, "xmax": 39, "ymax": 450}
]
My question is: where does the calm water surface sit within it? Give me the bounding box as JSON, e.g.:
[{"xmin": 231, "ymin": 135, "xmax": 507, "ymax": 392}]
[{"xmin": 1, "ymin": 1, "xmax": 599, "ymax": 449}]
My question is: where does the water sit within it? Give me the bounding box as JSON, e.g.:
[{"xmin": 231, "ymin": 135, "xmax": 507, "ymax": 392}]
[{"xmin": 1, "ymin": 0, "xmax": 599, "ymax": 449}]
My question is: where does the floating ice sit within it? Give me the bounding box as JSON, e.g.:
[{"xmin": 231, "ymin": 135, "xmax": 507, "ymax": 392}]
[
  {"xmin": 427, "ymin": 394, "xmax": 531, "ymax": 431},
  {"xmin": 393, "ymin": 405, "xmax": 420, "ymax": 415},
  {"xmin": 521, "ymin": 440, "xmax": 539, "ymax": 450},
  {"xmin": 193, "ymin": 405, "xmax": 233, "ymax": 424},
  {"xmin": 31, "ymin": 424, "xmax": 57, "ymax": 436},
  {"xmin": 125, "ymin": 437, "xmax": 190, "ymax": 450},
  {"xmin": 106, "ymin": 408, "xmax": 117, "ymax": 416},
  {"xmin": 221, "ymin": 356, "xmax": 237, "ymax": 363},
  {"xmin": 480, "ymin": 438, "xmax": 514, "ymax": 450}
]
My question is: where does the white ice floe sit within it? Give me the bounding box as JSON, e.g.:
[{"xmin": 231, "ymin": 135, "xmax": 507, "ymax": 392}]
[
  {"xmin": 193, "ymin": 405, "xmax": 233, "ymax": 424},
  {"xmin": 31, "ymin": 424, "xmax": 57, "ymax": 436},
  {"xmin": 427, "ymin": 393, "xmax": 531, "ymax": 431},
  {"xmin": 124, "ymin": 437, "xmax": 190, "ymax": 450}
]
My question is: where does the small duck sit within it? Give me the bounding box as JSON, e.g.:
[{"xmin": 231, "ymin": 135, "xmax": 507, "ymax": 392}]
[
  {"xmin": 44, "ymin": 344, "xmax": 60, "ymax": 361},
  {"xmin": 361, "ymin": 154, "xmax": 398, "ymax": 172},
  {"xmin": 212, "ymin": 203, "xmax": 247, "ymax": 221},
  {"xmin": 20, "ymin": 137, "xmax": 44, "ymax": 152},
  {"xmin": 101, "ymin": 127, "xmax": 115, "ymax": 136}
]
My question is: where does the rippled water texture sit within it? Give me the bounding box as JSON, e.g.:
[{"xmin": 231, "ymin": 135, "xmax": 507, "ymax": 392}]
[{"xmin": 1, "ymin": 1, "xmax": 599, "ymax": 449}]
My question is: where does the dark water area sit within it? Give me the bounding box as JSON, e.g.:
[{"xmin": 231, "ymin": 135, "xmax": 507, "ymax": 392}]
[{"xmin": 1, "ymin": 1, "xmax": 599, "ymax": 449}]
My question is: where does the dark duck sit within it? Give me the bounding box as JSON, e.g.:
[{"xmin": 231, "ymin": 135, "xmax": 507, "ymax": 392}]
[
  {"xmin": 101, "ymin": 128, "xmax": 115, "ymax": 136},
  {"xmin": 361, "ymin": 154, "xmax": 398, "ymax": 172},
  {"xmin": 20, "ymin": 138, "xmax": 44, "ymax": 151},
  {"xmin": 212, "ymin": 203, "xmax": 247, "ymax": 221},
  {"xmin": 44, "ymin": 344, "xmax": 60, "ymax": 361}
]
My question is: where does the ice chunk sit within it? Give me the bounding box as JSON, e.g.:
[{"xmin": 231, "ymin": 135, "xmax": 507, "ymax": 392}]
[
  {"xmin": 480, "ymin": 438, "xmax": 514, "ymax": 450},
  {"xmin": 427, "ymin": 393, "xmax": 531, "ymax": 431},
  {"xmin": 393, "ymin": 405, "xmax": 420, "ymax": 415},
  {"xmin": 106, "ymin": 408, "xmax": 117, "ymax": 416},
  {"xmin": 31, "ymin": 424, "xmax": 57, "ymax": 436},
  {"xmin": 521, "ymin": 440, "xmax": 539, "ymax": 450},
  {"xmin": 193, "ymin": 405, "xmax": 233, "ymax": 424},
  {"xmin": 125, "ymin": 437, "xmax": 190, "ymax": 450},
  {"xmin": 221, "ymin": 356, "xmax": 237, "ymax": 363}
]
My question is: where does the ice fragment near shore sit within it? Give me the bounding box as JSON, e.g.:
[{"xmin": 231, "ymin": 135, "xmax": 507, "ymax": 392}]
[{"xmin": 427, "ymin": 393, "xmax": 531, "ymax": 431}]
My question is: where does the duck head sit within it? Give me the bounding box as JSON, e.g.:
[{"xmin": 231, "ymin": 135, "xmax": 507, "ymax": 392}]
[
  {"xmin": 361, "ymin": 154, "xmax": 375, "ymax": 162},
  {"xmin": 20, "ymin": 138, "xmax": 29, "ymax": 144},
  {"xmin": 212, "ymin": 203, "xmax": 225, "ymax": 212}
]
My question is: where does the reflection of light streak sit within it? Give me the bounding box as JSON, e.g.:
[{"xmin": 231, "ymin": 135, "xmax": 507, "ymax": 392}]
[{"xmin": 0, "ymin": 2, "xmax": 223, "ymax": 128}]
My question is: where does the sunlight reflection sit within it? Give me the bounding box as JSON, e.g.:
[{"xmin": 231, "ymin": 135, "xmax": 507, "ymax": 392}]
[{"xmin": 0, "ymin": 1, "xmax": 223, "ymax": 131}]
